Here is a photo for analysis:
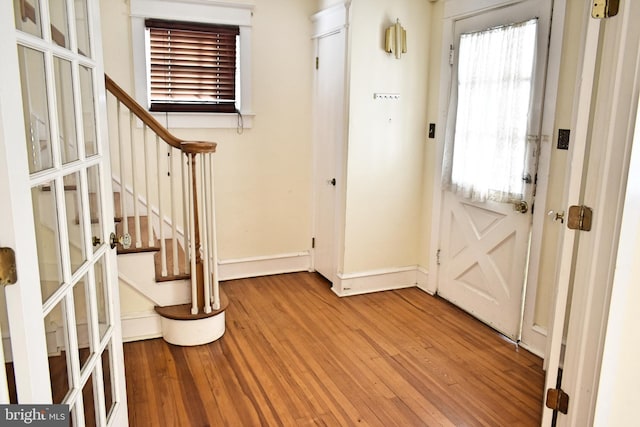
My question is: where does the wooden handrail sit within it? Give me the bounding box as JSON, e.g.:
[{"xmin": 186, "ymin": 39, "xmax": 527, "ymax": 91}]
[
  {"xmin": 106, "ymin": 73, "xmax": 219, "ymax": 315},
  {"xmin": 104, "ymin": 74, "xmax": 217, "ymax": 153}
]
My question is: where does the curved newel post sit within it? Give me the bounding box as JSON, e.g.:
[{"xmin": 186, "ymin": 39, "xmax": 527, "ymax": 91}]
[{"xmin": 182, "ymin": 141, "xmax": 217, "ymax": 315}]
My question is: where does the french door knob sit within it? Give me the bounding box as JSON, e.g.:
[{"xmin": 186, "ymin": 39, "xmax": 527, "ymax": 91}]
[{"xmin": 110, "ymin": 232, "xmax": 131, "ymax": 250}]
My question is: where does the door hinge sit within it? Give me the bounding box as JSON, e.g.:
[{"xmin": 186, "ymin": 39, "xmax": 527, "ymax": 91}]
[
  {"xmin": 546, "ymin": 388, "xmax": 569, "ymax": 414},
  {"xmin": 436, "ymin": 249, "xmax": 441, "ymax": 266},
  {"xmin": 315, "ymin": 57, "xmax": 319, "ymax": 70},
  {"xmin": 312, "ymin": 237, "xmax": 315, "ymax": 249},
  {"xmin": 448, "ymin": 45, "xmax": 454, "ymax": 66},
  {"xmin": 592, "ymin": 0, "xmax": 619, "ymax": 19},
  {"xmin": 567, "ymin": 205, "xmax": 593, "ymax": 231},
  {"xmin": 0, "ymin": 247, "xmax": 17, "ymax": 286}
]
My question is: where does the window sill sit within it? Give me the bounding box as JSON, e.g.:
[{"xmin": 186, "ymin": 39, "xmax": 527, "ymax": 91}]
[{"xmin": 150, "ymin": 111, "xmax": 255, "ymax": 129}]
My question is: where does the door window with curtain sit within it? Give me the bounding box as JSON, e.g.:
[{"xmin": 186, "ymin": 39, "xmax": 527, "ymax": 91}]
[{"xmin": 442, "ymin": 18, "xmax": 538, "ymax": 202}]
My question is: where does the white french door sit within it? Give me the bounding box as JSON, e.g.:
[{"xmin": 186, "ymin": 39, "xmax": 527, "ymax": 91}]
[
  {"xmin": 0, "ymin": 0, "xmax": 127, "ymax": 425},
  {"xmin": 437, "ymin": 0, "xmax": 552, "ymax": 340}
]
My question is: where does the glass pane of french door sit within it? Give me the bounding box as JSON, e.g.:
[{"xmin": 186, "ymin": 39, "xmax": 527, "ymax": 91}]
[{"xmin": 1, "ymin": 0, "xmax": 127, "ymax": 425}]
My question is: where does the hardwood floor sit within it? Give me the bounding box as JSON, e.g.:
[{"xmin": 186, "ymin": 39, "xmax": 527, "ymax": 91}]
[{"xmin": 124, "ymin": 272, "xmax": 545, "ymax": 426}]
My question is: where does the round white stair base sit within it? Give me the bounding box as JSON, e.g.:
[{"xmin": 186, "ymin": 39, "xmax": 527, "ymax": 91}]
[{"xmin": 160, "ymin": 312, "xmax": 225, "ymax": 346}]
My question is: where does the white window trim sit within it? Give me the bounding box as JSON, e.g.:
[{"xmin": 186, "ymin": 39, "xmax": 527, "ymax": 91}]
[{"xmin": 130, "ymin": 0, "xmax": 254, "ymax": 129}]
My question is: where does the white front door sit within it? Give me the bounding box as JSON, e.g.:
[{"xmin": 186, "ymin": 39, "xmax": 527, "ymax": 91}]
[
  {"xmin": 313, "ymin": 28, "xmax": 346, "ymax": 283},
  {"xmin": 437, "ymin": 0, "xmax": 552, "ymax": 340},
  {"xmin": 0, "ymin": 1, "xmax": 128, "ymax": 425}
]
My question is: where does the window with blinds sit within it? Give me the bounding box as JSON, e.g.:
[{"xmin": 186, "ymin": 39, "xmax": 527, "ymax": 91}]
[{"xmin": 145, "ymin": 19, "xmax": 240, "ymax": 113}]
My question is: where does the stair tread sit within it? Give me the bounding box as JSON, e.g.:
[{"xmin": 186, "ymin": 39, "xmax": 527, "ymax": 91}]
[
  {"xmin": 154, "ymin": 289, "xmax": 228, "ymax": 320},
  {"xmin": 116, "ymin": 216, "xmax": 160, "ymax": 254}
]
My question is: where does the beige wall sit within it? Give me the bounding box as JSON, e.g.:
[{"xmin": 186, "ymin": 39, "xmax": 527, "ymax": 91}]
[
  {"xmin": 103, "ymin": 0, "xmax": 584, "ymax": 333},
  {"xmin": 341, "ymin": 0, "xmax": 431, "ymax": 273},
  {"xmin": 100, "ymin": 0, "xmax": 316, "ymax": 261}
]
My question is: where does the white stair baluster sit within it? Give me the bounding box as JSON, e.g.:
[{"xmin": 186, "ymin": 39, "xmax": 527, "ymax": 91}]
[
  {"xmin": 143, "ymin": 125, "xmax": 153, "ymax": 248},
  {"xmin": 117, "ymin": 102, "xmax": 128, "ymax": 237},
  {"xmin": 170, "ymin": 147, "xmax": 179, "ymax": 276},
  {"xmin": 130, "ymin": 112, "xmax": 141, "ymax": 248},
  {"xmin": 200, "ymin": 155, "xmax": 211, "ymax": 314},
  {"xmin": 209, "ymin": 153, "xmax": 220, "ymax": 310},
  {"xmin": 187, "ymin": 154, "xmax": 198, "ymax": 315},
  {"xmin": 182, "ymin": 152, "xmax": 191, "ymax": 274},
  {"xmin": 156, "ymin": 136, "xmax": 167, "ymax": 277}
]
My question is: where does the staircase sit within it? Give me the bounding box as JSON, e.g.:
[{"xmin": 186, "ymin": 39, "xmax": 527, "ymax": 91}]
[{"xmin": 104, "ymin": 75, "xmax": 227, "ymax": 346}]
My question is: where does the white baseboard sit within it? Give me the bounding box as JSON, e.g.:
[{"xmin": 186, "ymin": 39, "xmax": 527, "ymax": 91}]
[
  {"xmin": 519, "ymin": 324, "xmax": 548, "ymax": 359},
  {"xmin": 416, "ymin": 266, "xmax": 431, "ymax": 294},
  {"xmin": 121, "ymin": 311, "xmax": 163, "ymax": 342},
  {"xmin": 333, "ymin": 266, "xmax": 419, "ymax": 297},
  {"xmin": 218, "ymin": 252, "xmax": 311, "ymax": 281},
  {"xmin": 518, "ymin": 339, "xmax": 545, "ymax": 359}
]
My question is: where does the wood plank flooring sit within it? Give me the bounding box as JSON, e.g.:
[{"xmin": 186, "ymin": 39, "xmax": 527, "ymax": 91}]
[{"xmin": 124, "ymin": 272, "xmax": 545, "ymax": 426}]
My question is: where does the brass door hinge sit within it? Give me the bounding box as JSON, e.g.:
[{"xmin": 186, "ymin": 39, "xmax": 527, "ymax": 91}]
[
  {"xmin": 592, "ymin": 0, "xmax": 619, "ymax": 19},
  {"xmin": 546, "ymin": 388, "xmax": 569, "ymax": 414},
  {"xmin": 567, "ymin": 205, "xmax": 593, "ymax": 231},
  {"xmin": 0, "ymin": 247, "xmax": 17, "ymax": 286},
  {"xmin": 315, "ymin": 57, "xmax": 319, "ymax": 70}
]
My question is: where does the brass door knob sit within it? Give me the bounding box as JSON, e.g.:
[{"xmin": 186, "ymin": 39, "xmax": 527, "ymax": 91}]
[
  {"xmin": 110, "ymin": 232, "xmax": 131, "ymax": 250},
  {"xmin": 513, "ymin": 200, "xmax": 528, "ymax": 214}
]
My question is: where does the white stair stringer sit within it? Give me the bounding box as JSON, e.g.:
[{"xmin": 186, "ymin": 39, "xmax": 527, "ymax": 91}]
[{"xmin": 117, "ymin": 251, "xmax": 191, "ymax": 307}]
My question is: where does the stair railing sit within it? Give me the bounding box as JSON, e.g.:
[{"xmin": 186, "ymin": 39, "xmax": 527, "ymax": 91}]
[{"xmin": 104, "ymin": 75, "xmax": 220, "ymax": 314}]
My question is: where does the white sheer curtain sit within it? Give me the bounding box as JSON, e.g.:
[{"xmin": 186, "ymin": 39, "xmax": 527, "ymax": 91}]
[{"xmin": 443, "ymin": 19, "xmax": 538, "ymax": 203}]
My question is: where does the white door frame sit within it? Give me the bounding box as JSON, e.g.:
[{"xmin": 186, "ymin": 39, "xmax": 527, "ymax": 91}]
[
  {"xmin": 593, "ymin": 67, "xmax": 640, "ymax": 427},
  {"xmin": 543, "ymin": 1, "xmax": 640, "ymax": 424},
  {"xmin": 427, "ymin": 0, "xmax": 566, "ymax": 351},
  {"xmin": 310, "ymin": 3, "xmax": 350, "ymax": 286}
]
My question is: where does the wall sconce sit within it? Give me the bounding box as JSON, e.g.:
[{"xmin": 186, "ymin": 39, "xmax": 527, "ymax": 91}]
[{"xmin": 385, "ymin": 19, "xmax": 407, "ymax": 59}]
